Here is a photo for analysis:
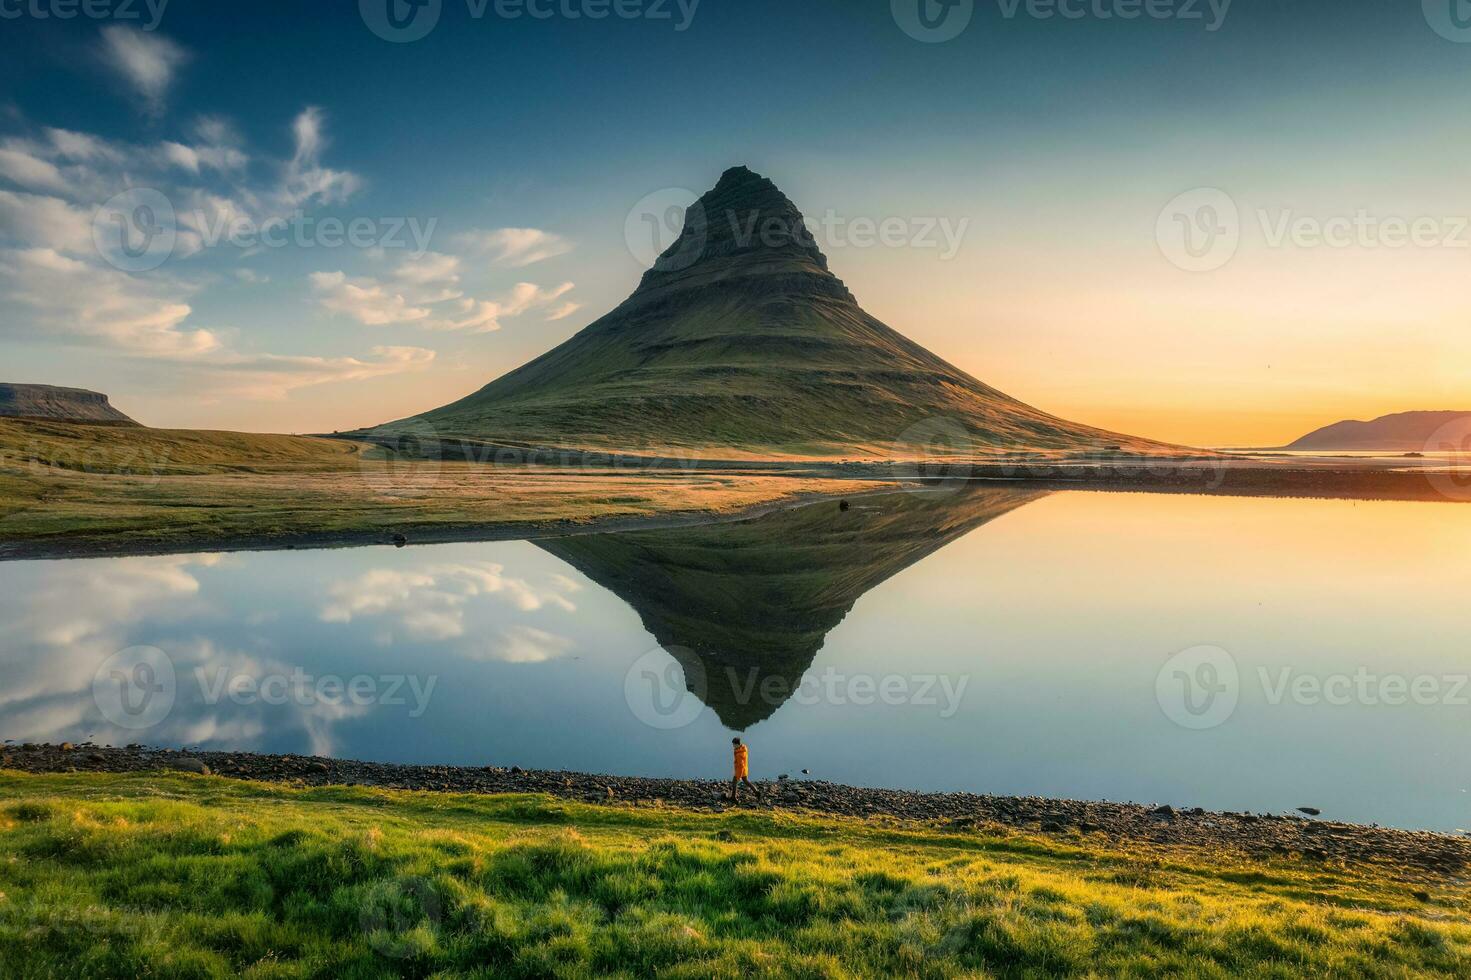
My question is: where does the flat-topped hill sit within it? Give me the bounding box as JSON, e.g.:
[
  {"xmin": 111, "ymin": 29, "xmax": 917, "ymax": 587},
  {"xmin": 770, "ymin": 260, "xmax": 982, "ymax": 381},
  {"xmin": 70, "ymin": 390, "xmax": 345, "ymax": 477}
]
[{"xmin": 0, "ymin": 383, "xmax": 136, "ymax": 424}]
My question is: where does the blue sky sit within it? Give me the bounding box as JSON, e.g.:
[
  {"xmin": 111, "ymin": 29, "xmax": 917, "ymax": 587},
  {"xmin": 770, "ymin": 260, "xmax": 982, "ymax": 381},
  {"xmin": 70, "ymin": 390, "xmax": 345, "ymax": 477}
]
[{"xmin": 2, "ymin": 0, "xmax": 1469, "ymax": 443}]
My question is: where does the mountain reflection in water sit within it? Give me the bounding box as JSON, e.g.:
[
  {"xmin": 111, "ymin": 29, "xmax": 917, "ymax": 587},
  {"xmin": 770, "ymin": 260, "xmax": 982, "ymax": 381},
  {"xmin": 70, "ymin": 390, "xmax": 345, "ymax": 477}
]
[{"xmin": 539, "ymin": 488, "xmax": 1047, "ymax": 728}]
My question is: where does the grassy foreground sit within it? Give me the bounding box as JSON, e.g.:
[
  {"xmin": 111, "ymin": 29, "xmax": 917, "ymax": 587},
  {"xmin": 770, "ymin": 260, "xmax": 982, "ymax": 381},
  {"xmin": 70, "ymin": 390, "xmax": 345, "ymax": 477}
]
[
  {"xmin": 2, "ymin": 773, "xmax": 1468, "ymax": 978},
  {"xmin": 0, "ymin": 420, "xmax": 879, "ymax": 555}
]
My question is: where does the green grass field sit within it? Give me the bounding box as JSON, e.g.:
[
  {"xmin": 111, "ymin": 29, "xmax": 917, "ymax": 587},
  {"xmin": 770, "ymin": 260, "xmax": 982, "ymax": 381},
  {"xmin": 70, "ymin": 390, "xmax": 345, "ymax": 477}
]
[
  {"xmin": 2, "ymin": 772, "xmax": 1467, "ymax": 978},
  {"xmin": 0, "ymin": 420, "xmax": 879, "ymax": 554}
]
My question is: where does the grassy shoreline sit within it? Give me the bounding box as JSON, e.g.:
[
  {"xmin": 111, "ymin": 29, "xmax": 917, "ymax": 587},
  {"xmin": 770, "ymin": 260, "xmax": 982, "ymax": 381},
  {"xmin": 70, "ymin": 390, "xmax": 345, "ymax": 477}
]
[
  {"xmin": 0, "ymin": 419, "xmax": 888, "ymax": 560},
  {"xmin": 1, "ymin": 419, "xmax": 1461, "ymax": 561},
  {"xmin": 3, "ymin": 771, "xmax": 1469, "ymax": 977}
]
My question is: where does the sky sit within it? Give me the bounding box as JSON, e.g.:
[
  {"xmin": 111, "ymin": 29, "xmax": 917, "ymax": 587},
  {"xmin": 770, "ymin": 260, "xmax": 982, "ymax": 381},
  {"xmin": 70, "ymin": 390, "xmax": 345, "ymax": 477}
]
[{"xmin": 1, "ymin": 0, "xmax": 1468, "ymax": 447}]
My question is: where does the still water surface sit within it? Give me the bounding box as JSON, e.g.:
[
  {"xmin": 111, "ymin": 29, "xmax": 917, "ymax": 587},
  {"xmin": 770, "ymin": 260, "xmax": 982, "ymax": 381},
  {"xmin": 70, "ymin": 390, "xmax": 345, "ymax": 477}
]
[{"xmin": 2, "ymin": 489, "xmax": 1468, "ymax": 831}]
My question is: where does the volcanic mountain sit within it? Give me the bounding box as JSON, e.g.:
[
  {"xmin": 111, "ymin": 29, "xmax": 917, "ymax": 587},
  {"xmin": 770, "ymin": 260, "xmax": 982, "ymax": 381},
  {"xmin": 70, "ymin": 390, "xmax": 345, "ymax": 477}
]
[{"xmin": 396, "ymin": 166, "xmax": 1174, "ymax": 458}]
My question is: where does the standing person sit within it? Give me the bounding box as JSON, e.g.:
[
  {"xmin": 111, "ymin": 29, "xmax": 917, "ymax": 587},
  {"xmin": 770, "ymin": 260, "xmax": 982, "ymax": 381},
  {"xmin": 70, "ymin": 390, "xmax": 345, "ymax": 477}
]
[{"xmin": 728, "ymin": 737, "xmax": 761, "ymax": 802}]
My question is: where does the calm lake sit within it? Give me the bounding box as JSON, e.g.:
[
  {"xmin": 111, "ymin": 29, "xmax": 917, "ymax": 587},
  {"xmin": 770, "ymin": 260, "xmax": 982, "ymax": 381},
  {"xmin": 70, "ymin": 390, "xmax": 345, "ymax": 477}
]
[{"xmin": 3, "ymin": 488, "xmax": 1469, "ymax": 832}]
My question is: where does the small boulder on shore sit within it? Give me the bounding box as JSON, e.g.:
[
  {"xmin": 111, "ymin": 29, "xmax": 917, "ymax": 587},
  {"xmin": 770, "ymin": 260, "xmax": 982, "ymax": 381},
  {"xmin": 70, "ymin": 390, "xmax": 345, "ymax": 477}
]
[{"xmin": 164, "ymin": 758, "xmax": 210, "ymax": 775}]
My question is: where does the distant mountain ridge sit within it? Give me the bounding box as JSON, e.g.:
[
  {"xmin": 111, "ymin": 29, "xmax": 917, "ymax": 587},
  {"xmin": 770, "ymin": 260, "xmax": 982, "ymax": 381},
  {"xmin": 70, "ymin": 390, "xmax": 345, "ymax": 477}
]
[
  {"xmin": 1286, "ymin": 411, "xmax": 1471, "ymax": 452},
  {"xmin": 0, "ymin": 384, "xmax": 136, "ymax": 424},
  {"xmin": 386, "ymin": 166, "xmax": 1181, "ymax": 459}
]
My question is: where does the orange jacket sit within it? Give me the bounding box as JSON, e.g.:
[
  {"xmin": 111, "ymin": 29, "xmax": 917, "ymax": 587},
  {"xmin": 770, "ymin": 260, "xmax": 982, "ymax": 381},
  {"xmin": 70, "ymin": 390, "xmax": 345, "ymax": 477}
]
[{"xmin": 733, "ymin": 744, "xmax": 748, "ymax": 778}]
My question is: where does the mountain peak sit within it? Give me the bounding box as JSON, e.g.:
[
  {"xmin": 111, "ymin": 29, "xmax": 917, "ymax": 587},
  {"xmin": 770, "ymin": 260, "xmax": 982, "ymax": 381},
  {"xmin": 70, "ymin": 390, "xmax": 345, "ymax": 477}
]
[
  {"xmin": 636, "ymin": 165, "xmax": 841, "ymax": 301},
  {"xmin": 706, "ymin": 164, "xmax": 787, "ymax": 211}
]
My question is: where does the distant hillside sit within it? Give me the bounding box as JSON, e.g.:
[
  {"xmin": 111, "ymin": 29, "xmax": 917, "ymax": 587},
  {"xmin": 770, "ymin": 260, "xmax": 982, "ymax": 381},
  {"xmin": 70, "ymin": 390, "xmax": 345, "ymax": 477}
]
[
  {"xmin": 382, "ymin": 166, "xmax": 1181, "ymax": 460},
  {"xmin": 1286, "ymin": 411, "xmax": 1471, "ymax": 452},
  {"xmin": 0, "ymin": 384, "xmax": 136, "ymax": 424}
]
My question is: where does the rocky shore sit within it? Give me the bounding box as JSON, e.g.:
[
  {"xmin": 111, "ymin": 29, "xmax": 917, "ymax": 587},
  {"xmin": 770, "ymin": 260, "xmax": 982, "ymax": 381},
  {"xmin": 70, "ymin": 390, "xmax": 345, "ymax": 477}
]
[{"xmin": 6, "ymin": 742, "xmax": 1468, "ymax": 881}]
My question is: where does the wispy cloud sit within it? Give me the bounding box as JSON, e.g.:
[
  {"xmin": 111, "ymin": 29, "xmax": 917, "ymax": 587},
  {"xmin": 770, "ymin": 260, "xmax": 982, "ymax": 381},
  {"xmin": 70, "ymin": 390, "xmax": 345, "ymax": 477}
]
[
  {"xmin": 545, "ymin": 300, "xmax": 582, "ymax": 322},
  {"xmin": 309, "ymin": 270, "xmax": 434, "ymax": 326},
  {"xmin": 281, "ymin": 106, "xmax": 361, "ymax": 207},
  {"xmin": 319, "ymin": 562, "xmax": 578, "ymax": 645},
  {"xmin": 310, "ymin": 242, "xmax": 575, "ymax": 333},
  {"xmin": 99, "ymin": 26, "xmax": 189, "ymax": 115},
  {"xmin": 0, "ymin": 108, "xmax": 407, "ymax": 401},
  {"xmin": 0, "ymin": 190, "xmax": 95, "ymax": 252},
  {"xmin": 494, "ymin": 625, "xmax": 575, "ymax": 664},
  {"xmin": 454, "ymin": 227, "xmax": 572, "ymax": 267},
  {"xmin": 185, "ymin": 346, "xmax": 436, "ymax": 401},
  {"xmin": 0, "ymin": 148, "xmax": 71, "ymax": 195},
  {"xmin": 0, "ymin": 246, "xmax": 214, "ymax": 356}
]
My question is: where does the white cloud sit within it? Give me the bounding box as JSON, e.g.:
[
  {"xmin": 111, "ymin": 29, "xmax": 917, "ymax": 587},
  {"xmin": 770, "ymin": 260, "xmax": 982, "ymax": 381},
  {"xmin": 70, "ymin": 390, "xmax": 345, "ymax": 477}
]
[
  {"xmin": 0, "ymin": 551, "xmax": 375, "ymax": 751},
  {"xmin": 281, "ymin": 106, "xmax": 361, "ymax": 208},
  {"xmin": 0, "ymin": 110, "xmax": 355, "ymax": 234},
  {"xmin": 0, "ymin": 248, "xmax": 431, "ymax": 398},
  {"xmin": 421, "ymin": 281, "xmax": 572, "ymax": 333},
  {"xmin": 0, "ymin": 190, "xmax": 94, "ymax": 252},
  {"xmin": 425, "ymin": 281, "xmax": 573, "ymax": 333},
  {"xmin": 184, "ymin": 346, "xmax": 436, "ymax": 400},
  {"xmin": 311, "ymin": 244, "xmax": 575, "ymax": 333},
  {"xmin": 43, "ymin": 127, "xmax": 123, "ymax": 164},
  {"xmin": 319, "ymin": 562, "xmax": 578, "ymax": 644},
  {"xmin": 161, "ymin": 139, "xmax": 247, "ymax": 175},
  {"xmin": 99, "ymin": 26, "xmax": 189, "ymax": 114},
  {"xmin": 545, "ymin": 300, "xmax": 582, "ymax": 321},
  {"xmin": 503, "ymin": 280, "xmax": 573, "ymax": 315},
  {"xmin": 309, "ymin": 270, "xmax": 433, "ymax": 326},
  {"xmin": 0, "ymin": 246, "xmax": 215, "ymax": 356},
  {"xmin": 455, "ymin": 227, "xmax": 572, "ymax": 267},
  {"xmin": 494, "ymin": 626, "xmax": 575, "ymax": 664},
  {"xmin": 394, "ymin": 250, "xmax": 460, "ymax": 285},
  {"xmin": 0, "ymin": 107, "xmax": 417, "ymax": 404},
  {"xmin": 0, "ymin": 148, "xmax": 70, "ymax": 195}
]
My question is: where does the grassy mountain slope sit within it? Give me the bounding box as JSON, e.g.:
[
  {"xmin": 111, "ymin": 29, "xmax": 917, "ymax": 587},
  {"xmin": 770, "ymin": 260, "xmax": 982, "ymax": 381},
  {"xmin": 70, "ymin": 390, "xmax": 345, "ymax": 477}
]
[{"xmin": 398, "ymin": 167, "xmax": 1180, "ymax": 459}]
